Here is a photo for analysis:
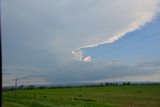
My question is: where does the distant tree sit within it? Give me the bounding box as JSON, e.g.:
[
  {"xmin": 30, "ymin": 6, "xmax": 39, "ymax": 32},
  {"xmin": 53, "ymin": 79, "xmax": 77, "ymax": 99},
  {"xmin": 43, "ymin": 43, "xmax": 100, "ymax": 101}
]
[
  {"xmin": 105, "ymin": 83, "xmax": 109, "ymax": 86},
  {"xmin": 27, "ymin": 85, "xmax": 35, "ymax": 90},
  {"xmin": 123, "ymin": 82, "xmax": 130, "ymax": 86},
  {"xmin": 19, "ymin": 85, "xmax": 24, "ymax": 89},
  {"xmin": 38, "ymin": 86, "xmax": 45, "ymax": 89}
]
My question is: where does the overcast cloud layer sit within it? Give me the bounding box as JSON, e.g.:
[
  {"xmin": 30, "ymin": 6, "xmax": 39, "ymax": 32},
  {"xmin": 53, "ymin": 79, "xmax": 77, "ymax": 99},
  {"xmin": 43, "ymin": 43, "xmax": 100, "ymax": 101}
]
[{"xmin": 2, "ymin": 0, "xmax": 160, "ymax": 86}]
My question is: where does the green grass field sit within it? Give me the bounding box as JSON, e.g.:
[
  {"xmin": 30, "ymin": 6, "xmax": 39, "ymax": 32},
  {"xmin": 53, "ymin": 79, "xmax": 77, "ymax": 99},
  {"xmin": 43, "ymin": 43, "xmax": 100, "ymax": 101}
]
[{"xmin": 2, "ymin": 85, "xmax": 160, "ymax": 107}]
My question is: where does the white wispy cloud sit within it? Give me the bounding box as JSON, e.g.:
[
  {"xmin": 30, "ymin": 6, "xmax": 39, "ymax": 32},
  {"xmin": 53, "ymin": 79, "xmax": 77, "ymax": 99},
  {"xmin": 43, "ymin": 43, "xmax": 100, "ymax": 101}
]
[
  {"xmin": 2, "ymin": 0, "xmax": 159, "ymax": 61},
  {"xmin": 68, "ymin": 0, "xmax": 160, "ymax": 60},
  {"xmin": 83, "ymin": 56, "xmax": 92, "ymax": 62}
]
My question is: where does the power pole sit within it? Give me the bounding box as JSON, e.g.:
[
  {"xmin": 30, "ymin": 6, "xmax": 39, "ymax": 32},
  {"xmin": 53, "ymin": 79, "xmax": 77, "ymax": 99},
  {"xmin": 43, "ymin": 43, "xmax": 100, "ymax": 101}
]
[{"xmin": 13, "ymin": 78, "xmax": 19, "ymax": 96}]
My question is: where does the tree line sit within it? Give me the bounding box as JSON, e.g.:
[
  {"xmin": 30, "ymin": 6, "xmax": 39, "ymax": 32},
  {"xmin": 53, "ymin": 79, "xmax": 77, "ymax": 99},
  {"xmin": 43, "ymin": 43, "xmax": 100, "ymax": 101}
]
[{"xmin": 2, "ymin": 82, "xmax": 160, "ymax": 91}]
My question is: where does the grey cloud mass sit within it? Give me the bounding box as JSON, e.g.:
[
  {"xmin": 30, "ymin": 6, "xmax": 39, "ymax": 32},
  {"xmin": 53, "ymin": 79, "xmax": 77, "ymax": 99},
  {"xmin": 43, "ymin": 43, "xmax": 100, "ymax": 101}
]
[{"xmin": 2, "ymin": 0, "xmax": 160, "ymax": 86}]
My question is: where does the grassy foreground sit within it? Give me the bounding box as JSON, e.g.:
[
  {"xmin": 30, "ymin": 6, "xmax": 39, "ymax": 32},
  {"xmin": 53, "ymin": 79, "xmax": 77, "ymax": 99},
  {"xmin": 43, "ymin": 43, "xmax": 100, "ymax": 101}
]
[{"xmin": 2, "ymin": 85, "xmax": 160, "ymax": 107}]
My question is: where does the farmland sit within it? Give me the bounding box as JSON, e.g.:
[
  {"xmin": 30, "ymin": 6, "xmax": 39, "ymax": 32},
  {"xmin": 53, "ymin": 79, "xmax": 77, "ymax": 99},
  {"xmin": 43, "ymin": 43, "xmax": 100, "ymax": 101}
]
[{"xmin": 2, "ymin": 85, "xmax": 160, "ymax": 107}]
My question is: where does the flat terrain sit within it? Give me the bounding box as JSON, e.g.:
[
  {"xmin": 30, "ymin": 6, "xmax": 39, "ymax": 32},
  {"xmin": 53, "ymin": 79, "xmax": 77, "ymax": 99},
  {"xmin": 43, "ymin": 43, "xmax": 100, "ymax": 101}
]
[{"xmin": 2, "ymin": 85, "xmax": 160, "ymax": 107}]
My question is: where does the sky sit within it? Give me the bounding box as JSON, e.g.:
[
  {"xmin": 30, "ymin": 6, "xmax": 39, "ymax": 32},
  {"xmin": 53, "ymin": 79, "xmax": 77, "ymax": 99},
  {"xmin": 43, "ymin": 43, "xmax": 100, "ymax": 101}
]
[{"xmin": 2, "ymin": 0, "xmax": 160, "ymax": 86}]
